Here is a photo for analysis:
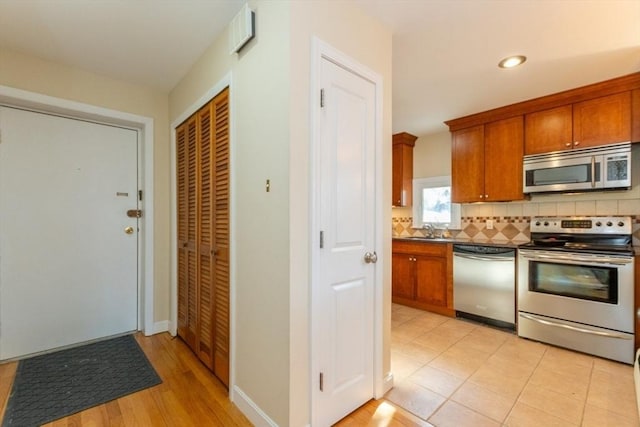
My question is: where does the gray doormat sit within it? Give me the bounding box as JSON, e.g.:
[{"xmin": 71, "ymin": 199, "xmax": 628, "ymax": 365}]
[{"xmin": 1, "ymin": 334, "xmax": 162, "ymax": 427}]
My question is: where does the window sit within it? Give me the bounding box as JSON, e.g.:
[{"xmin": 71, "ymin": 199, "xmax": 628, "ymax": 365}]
[{"xmin": 412, "ymin": 176, "xmax": 461, "ymax": 229}]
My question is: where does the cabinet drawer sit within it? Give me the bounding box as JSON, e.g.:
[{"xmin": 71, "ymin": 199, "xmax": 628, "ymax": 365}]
[{"xmin": 392, "ymin": 240, "xmax": 448, "ymax": 257}]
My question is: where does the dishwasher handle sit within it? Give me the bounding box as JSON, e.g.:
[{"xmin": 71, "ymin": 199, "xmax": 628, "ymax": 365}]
[{"xmin": 453, "ymin": 252, "xmax": 515, "ymax": 262}]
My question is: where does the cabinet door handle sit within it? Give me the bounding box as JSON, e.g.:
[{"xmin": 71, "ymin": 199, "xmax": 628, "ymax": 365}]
[{"xmin": 574, "ymin": 141, "xmax": 580, "ymax": 146}]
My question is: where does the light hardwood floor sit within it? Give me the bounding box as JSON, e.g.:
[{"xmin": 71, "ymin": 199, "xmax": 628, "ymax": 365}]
[
  {"xmin": 0, "ymin": 333, "xmax": 252, "ymax": 426},
  {"xmin": 0, "ymin": 332, "xmax": 407, "ymax": 426}
]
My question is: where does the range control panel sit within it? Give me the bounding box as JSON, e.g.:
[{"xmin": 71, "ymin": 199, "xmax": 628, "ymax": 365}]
[{"xmin": 531, "ymin": 216, "xmax": 632, "ymax": 235}]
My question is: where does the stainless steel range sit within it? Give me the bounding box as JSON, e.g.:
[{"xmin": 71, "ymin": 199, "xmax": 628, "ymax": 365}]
[{"xmin": 518, "ymin": 216, "xmax": 635, "ymax": 364}]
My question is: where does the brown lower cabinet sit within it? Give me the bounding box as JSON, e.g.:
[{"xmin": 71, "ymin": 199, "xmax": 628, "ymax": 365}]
[{"xmin": 392, "ymin": 240, "xmax": 454, "ymax": 317}]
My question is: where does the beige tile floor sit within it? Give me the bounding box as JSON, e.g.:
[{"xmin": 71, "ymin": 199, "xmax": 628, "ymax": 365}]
[{"xmin": 388, "ymin": 303, "xmax": 640, "ymax": 427}]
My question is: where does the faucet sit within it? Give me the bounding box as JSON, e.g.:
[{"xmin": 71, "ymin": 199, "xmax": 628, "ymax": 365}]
[{"xmin": 423, "ymin": 223, "xmax": 435, "ymax": 238}]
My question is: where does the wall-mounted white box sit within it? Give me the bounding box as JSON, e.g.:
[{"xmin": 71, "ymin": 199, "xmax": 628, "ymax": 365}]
[{"xmin": 229, "ymin": 4, "xmax": 255, "ymax": 54}]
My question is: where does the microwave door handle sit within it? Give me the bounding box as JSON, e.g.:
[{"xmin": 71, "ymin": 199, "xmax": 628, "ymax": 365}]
[
  {"xmin": 534, "ymin": 179, "xmax": 580, "ymax": 185},
  {"xmin": 591, "ymin": 156, "xmax": 596, "ymax": 188}
]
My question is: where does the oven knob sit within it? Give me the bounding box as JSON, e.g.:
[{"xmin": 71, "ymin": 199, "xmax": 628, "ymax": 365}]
[
  {"xmin": 543, "ymin": 221, "xmax": 549, "ymax": 226},
  {"xmin": 606, "ymin": 221, "xmax": 613, "ymax": 227},
  {"xmin": 595, "ymin": 221, "xmax": 602, "ymax": 227},
  {"xmin": 618, "ymin": 221, "xmax": 625, "ymax": 227},
  {"xmin": 535, "ymin": 221, "xmax": 541, "ymax": 226}
]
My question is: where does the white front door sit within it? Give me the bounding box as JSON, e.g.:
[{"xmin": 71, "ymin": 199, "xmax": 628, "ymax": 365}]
[
  {"xmin": 0, "ymin": 106, "xmax": 139, "ymax": 360},
  {"xmin": 312, "ymin": 55, "xmax": 377, "ymax": 426}
]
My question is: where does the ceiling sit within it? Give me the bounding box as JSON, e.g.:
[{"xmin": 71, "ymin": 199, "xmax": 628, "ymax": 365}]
[
  {"xmin": 0, "ymin": 0, "xmax": 246, "ymax": 91},
  {"xmin": 0, "ymin": 0, "xmax": 638, "ymax": 137},
  {"xmin": 356, "ymin": 0, "xmax": 640, "ymax": 136}
]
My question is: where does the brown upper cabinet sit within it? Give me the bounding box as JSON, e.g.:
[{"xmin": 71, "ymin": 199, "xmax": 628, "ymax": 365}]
[
  {"xmin": 445, "ymin": 72, "xmax": 640, "ymax": 203},
  {"xmin": 525, "ymin": 92, "xmax": 631, "ymax": 155},
  {"xmin": 451, "ymin": 116, "xmax": 524, "ymax": 203},
  {"xmin": 392, "ymin": 132, "xmax": 417, "ymax": 207},
  {"xmin": 446, "ymin": 72, "xmax": 640, "ymax": 141}
]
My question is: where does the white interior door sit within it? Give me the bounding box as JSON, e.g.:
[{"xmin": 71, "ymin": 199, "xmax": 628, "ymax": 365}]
[
  {"xmin": 312, "ymin": 56, "xmax": 377, "ymax": 426},
  {"xmin": 0, "ymin": 106, "xmax": 139, "ymax": 360}
]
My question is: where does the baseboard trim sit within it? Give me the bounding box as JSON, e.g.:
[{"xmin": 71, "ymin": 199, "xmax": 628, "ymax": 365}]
[
  {"xmin": 382, "ymin": 372, "xmax": 394, "ymax": 395},
  {"xmin": 151, "ymin": 320, "xmax": 169, "ymax": 335},
  {"xmin": 232, "ymin": 385, "xmax": 278, "ymax": 427}
]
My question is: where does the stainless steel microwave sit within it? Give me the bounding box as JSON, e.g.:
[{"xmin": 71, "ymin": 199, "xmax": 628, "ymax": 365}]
[{"xmin": 523, "ymin": 143, "xmax": 631, "ymax": 194}]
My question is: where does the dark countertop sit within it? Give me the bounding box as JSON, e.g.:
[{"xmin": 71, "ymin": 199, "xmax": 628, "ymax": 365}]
[
  {"xmin": 392, "ymin": 236, "xmax": 523, "ymax": 249},
  {"xmin": 394, "ymin": 236, "xmax": 640, "ymax": 254}
]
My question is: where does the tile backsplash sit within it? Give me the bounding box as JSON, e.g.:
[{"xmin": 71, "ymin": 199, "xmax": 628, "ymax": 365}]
[
  {"xmin": 393, "ymin": 215, "xmax": 640, "ymax": 246},
  {"xmin": 392, "ymin": 216, "xmax": 530, "ymax": 243}
]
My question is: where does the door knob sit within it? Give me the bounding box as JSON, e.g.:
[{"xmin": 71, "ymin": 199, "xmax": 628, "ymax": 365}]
[
  {"xmin": 124, "ymin": 226, "xmax": 134, "ymax": 235},
  {"xmin": 364, "ymin": 251, "xmax": 378, "ymax": 264}
]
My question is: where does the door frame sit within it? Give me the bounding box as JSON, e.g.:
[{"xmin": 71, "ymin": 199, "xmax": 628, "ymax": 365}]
[
  {"xmin": 0, "ymin": 84, "xmax": 155, "ymax": 335},
  {"xmin": 309, "ymin": 38, "xmax": 385, "ymax": 423}
]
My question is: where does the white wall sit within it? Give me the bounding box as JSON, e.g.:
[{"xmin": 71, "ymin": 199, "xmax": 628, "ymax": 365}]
[
  {"xmin": 169, "ymin": 1, "xmax": 391, "ymax": 425},
  {"xmin": 232, "ymin": 2, "xmax": 291, "ymax": 424},
  {"xmin": 413, "ymin": 130, "xmax": 451, "ymax": 179},
  {"xmin": 0, "ymin": 47, "xmax": 172, "ymax": 323}
]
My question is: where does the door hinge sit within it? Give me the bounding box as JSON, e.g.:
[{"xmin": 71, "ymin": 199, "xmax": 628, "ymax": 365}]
[
  {"xmin": 319, "ymin": 231, "xmax": 324, "ymax": 249},
  {"xmin": 138, "ymin": 190, "xmax": 143, "ymax": 201},
  {"xmin": 319, "ymin": 372, "xmax": 324, "ymax": 391},
  {"xmin": 320, "ymin": 88, "xmax": 325, "ymax": 108}
]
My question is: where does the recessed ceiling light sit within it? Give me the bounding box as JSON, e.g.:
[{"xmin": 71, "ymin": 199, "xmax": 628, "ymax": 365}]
[{"xmin": 498, "ymin": 55, "xmax": 527, "ymax": 69}]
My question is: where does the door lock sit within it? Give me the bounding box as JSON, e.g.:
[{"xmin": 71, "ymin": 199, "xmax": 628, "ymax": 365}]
[
  {"xmin": 364, "ymin": 251, "xmax": 378, "ymax": 264},
  {"xmin": 124, "ymin": 226, "xmax": 135, "ymax": 235},
  {"xmin": 127, "ymin": 209, "xmax": 143, "ymax": 218}
]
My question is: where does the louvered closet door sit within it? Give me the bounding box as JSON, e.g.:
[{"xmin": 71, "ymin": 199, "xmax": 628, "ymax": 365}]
[
  {"xmin": 177, "ymin": 116, "xmax": 199, "ymax": 351},
  {"xmin": 176, "ymin": 88, "xmax": 230, "ymax": 388},
  {"xmin": 197, "ymin": 102, "xmax": 215, "ymax": 368},
  {"xmin": 212, "ymin": 89, "xmax": 230, "ymax": 386}
]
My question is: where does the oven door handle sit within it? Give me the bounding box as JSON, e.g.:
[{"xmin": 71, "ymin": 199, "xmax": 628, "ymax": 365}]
[
  {"xmin": 519, "ymin": 251, "xmax": 633, "ymax": 266},
  {"xmin": 519, "ymin": 313, "xmax": 632, "ymax": 340}
]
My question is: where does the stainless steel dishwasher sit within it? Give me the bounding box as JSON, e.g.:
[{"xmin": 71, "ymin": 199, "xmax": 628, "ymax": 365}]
[{"xmin": 453, "ymin": 244, "xmax": 516, "ymax": 329}]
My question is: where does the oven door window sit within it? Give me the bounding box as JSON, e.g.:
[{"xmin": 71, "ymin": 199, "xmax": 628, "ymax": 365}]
[{"xmin": 528, "ymin": 261, "xmax": 618, "ymax": 304}]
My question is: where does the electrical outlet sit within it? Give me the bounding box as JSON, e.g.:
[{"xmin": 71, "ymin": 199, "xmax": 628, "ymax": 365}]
[{"xmin": 486, "ymin": 219, "xmax": 494, "ymax": 230}]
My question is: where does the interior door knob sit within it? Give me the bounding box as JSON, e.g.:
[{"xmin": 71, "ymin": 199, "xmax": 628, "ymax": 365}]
[
  {"xmin": 364, "ymin": 251, "xmax": 378, "ymax": 264},
  {"xmin": 124, "ymin": 226, "xmax": 134, "ymax": 235}
]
